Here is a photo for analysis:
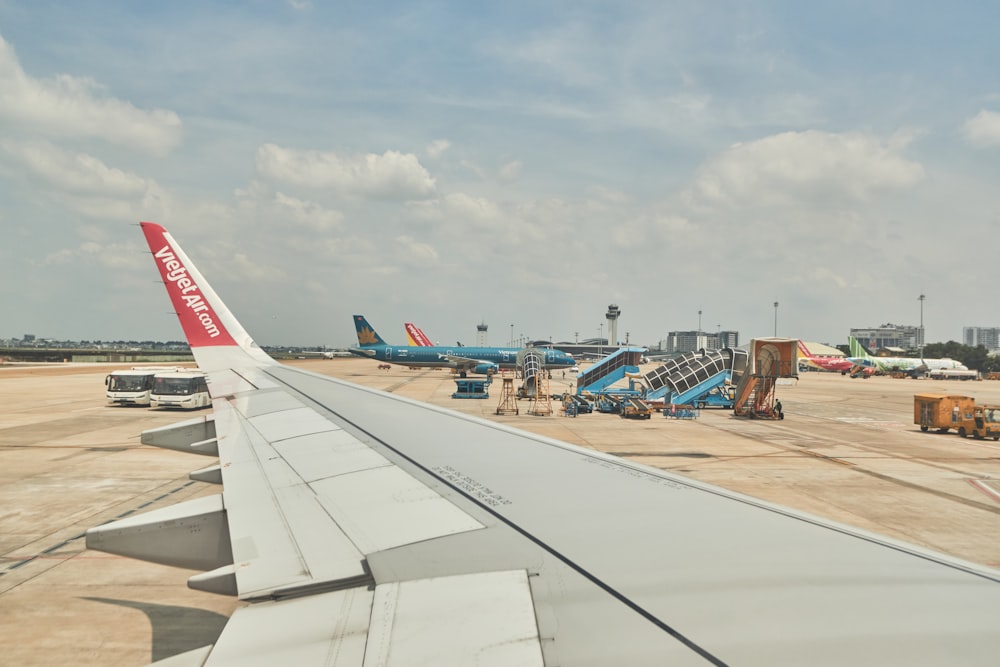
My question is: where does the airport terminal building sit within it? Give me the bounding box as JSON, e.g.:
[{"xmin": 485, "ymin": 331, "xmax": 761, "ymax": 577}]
[{"xmin": 850, "ymin": 324, "xmax": 923, "ymax": 351}]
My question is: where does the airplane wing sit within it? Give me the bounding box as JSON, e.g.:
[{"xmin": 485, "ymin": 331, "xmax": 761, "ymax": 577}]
[
  {"xmin": 86, "ymin": 222, "xmax": 1000, "ymax": 666},
  {"xmin": 439, "ymin": 353, "xmax": 492, "ymax": 369}
]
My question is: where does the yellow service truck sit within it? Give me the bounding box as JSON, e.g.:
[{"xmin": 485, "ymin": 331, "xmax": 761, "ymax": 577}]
[{"xmin": 914, "ymin": 394, "xmax": 1000, "ymax": 440}]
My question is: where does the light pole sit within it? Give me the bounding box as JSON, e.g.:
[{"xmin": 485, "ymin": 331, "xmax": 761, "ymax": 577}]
[
  {"xmin": 598, "ymin": 324, "xmax": 603, "ymax": 357},
  {"xmin": 510, "ymin": 323, "xmax": 514, "ymax": 347},
  {"xmin": 918, "ymin": 294, "xmax": 926, "ymax": 358},
  {"xmin": 773, "ymin": 301, "xmax": 779, "ymax": 337}
]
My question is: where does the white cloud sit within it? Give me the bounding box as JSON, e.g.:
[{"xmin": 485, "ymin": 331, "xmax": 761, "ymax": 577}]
[
  {"xmin": 43, "ymin": 240, "xmax": 147, "ymax": 270},
  {"xmin": 962, "ymin": 110, "xmax": 1000, "ymax": 148},
  {"xmin": 393, "ymin": 235, "xmax": 439, "ymax": 267},
  {"xmin": 229, "ymin": 252, "xmax": 287, "ymax": 284},
  {"xmin": 498, "ymin": 160, "xmax": 522, "ymax": 181},
  {"xmin": 0, "ymin": 35, "xmax": 181, "ymax": 156},
  {"xmin": 4, "ymin": 141, "xmax": 149, "ymax": 195},
  {"xmin": 255, "ymin": 144, "xmax": 437, "ymax": 200},
  {"xmin": 1, "ymin": 140, "xmax": 169, "ymax": 220},
  {"xmin": 684, "ymin": 130, "xmax": 925, "ymax": 210},
  {"xmin": 439, "ymin": 192, "xmax": 504, "ymax": 227},
  {"xmin": 272, "ymin": 192, "xmax": 344, "ymax": 231},
  {"xmin": 426, "ymin": 139, "xmax": 451, "ymax": 158}
]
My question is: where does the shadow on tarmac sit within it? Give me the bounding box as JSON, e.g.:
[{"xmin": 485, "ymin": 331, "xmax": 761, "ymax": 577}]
[{"xmin": 83, "ymin": 597, "xmax": 228, "ymax": 662}]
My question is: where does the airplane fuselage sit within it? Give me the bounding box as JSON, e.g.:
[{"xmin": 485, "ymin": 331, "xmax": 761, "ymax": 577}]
[
  {"xmin": 349, "ymin": 344, "xmax": 574, "ymax": 370},
  {"xmin": 804, "ymin": 356, "xmax": 855, "ymax": 372},
  {"xmin": 849, "ymin": 355, "xmax": 965, "ymax": 372}
]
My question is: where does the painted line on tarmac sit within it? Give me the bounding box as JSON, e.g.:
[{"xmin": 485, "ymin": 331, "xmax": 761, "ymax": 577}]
[
  {"xmin": 968, "ymin": 479, "xmax": 1000, "ymax": 505},
  {"xmin": 1, "ymin": 480, "xmax": 198, "ymax": 575}
]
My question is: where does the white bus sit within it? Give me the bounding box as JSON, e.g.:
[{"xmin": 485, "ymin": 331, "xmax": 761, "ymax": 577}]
[
  {"xmin": 150, "ymin": 370, "xmax": 210, "ymax": 409},
  {"xmin": 105, "ymin": 366, "xmax": 185, "ymax": 406}
]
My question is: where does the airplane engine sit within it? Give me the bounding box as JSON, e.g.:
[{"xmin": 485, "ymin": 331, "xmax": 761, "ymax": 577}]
[{"xmin": 473, "ymin": 363, "xmax": 498, "ymax": 376}]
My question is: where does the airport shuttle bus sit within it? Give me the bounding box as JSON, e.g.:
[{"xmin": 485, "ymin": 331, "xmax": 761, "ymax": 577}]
[
  {"xmin": 150, "ymin": 370, "xmax": 210, "ymax": 409},
  {"xmin": 105, "ymin": 366, "xmax": 184, "ymax": 406}
]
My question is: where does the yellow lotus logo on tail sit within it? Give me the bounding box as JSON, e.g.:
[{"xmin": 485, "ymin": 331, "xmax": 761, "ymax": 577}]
[{"xmin": 357, "ymin": 327, "xmax": 380, "ymax": 345}]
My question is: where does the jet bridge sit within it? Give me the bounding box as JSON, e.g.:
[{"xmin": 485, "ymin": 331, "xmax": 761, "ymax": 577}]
[
  {"xmin": 575, "ymin": 347, "xmax": 647, "ymax": 395},
  {"xmin": 643, "ymin": 348, "xmax": 748, "ymax": 408}
]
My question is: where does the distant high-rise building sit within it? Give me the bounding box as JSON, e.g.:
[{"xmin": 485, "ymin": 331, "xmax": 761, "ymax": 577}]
[
  {"xmin": 663, "ymin": 330, "xmax": 740, "ymax": 354},
  {"xmin": 963, "ymin": 327, "xmax": 1000, "ymax": 351},
  {"xmin": 849, "ymin": 324, "xmax": 922, "ymax": 351}
]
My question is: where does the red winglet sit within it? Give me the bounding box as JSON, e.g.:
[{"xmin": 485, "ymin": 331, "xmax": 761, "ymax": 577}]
[{"xmin": 140, "ymin": 222, "xmax": 238, "ymax": 348}]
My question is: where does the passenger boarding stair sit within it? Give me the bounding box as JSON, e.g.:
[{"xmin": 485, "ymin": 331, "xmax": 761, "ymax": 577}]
[
  {"xmin": 521, "ymin": 350, "xmax": 552, "ymax": 416},
  {"xmin": 733, "ymin": 338, "xmax": 799, "ymax": 418},
  {"xmin": 643, "ymin": 348, "xmax": 747, "ymax": 408},
  {"xmin": 575, "ymin": 347, "xmax": 647, "ymax": 394}
]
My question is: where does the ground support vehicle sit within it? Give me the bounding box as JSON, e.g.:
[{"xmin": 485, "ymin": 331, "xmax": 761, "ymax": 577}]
[
  {"xmin": 914, "ymin": 394, "xmax": 974, "ymax": 433},
  {"xmin": 453, "ymin": 378, "xmax": 490, "ymax": 399},
  {"xmin": 620, "ymin": 396, "xmax": 652, "ymax": 419},
  {"xmin": 664, "ymin": 404, "xmax": 699, "ymax": 419},
  {"xmin": 969, "ymin": 405, "xmax": 1000, "ymax": 440},
  {"xmin": 150, "ymin": 370, "xmax": 210, "ymax": 409},
  {"xmin": 562, "ymin": 394, "xmax": 593, "ymax": 415},
  {"xmin": 913, "ymin": 394, "xmax": 999, "ymax": 439},
  {"xmin": 105, "ymin": 366, "xmax": 185, "ymax": 406}
]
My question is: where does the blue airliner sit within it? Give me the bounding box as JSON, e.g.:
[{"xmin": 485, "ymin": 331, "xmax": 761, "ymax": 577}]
[{"xmin": 350, "ymin": 315, "xmax": 575, "ymax": 375}]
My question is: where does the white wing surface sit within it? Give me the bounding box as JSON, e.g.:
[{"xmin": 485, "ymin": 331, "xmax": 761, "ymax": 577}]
[{"xmin": 86, "ymin": 222, "xmax": 1000, "ymax": 666}]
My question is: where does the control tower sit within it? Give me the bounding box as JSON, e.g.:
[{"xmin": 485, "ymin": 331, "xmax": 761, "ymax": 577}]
[
  {"xmin": 476, "ymin": 321, "xmax": 488, "ymax": 346},
  {"xmin": 606, "ymin": 304, "xmax": 621, "ymax": 347}
]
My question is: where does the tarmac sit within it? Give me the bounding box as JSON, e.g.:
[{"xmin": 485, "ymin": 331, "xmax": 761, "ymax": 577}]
[{"xmin": 2, "ymin": 358, "xmax": 1000, "ymax": 666}]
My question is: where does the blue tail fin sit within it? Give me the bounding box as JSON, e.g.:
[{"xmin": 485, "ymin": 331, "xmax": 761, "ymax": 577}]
[{"xmin": 354, "ymin": 315, "xmax": 387, "ymax": 347}]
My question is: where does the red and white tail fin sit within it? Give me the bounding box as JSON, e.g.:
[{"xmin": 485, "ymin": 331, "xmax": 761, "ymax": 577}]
[
  {"xmin": 796, "ymin": 339, "xmax": 812, "ymax": 359},
  {"xmin": 405, "ymin": 322, "xmax": 433, "ymax": 346},
  {"xmin": 140, "ymin": 222, "xmax": 274, "ymax": 371}
]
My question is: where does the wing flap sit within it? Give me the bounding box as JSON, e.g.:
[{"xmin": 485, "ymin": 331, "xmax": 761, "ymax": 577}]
[
  {"xmin": 216, "ymin": 401, "xmax": 368, "ymax": 598},
  {"xmin": 205, "ymin": 587, "xmax": 373, "ymax": 667},
  {"xmin": 200, "ymin": 571, "xmax": 543, "ymax": 667},
  {"xmin": 365, "ymin": 570, "xmax": 544, "ymax": 667},
  {"xmin": 216, "ymin": 385, "xmax": 483, "ymax": 599},
  {"xmin": 441, "ymin": 354, "xmax": 484, "ymax": 367}
]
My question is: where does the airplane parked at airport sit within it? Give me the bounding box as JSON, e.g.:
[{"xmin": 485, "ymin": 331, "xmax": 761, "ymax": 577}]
[
  {"xmin": 352, "ymin": 315, "xmax": 574, "ymax": 374},
  {"xmin": 84, "ymin": 222, "xmax": 1000, "ymax": 665},
  {"xmin": 404, "ymin": 322, "xmax": 433, "ymax": 346},
  {"xmin": 848, "ymin": 336, "xmax": 967, "ymax": 375},
  {"xmin": 797, "ymin": 340, "xmax": 855, "ymax": 373}
]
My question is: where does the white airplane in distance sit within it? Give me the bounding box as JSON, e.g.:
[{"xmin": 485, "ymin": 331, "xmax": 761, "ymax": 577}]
[
  {"xmin": 85, "ymin": 222, "xmax": 1000, "ymax": 666},
  {"xmin": 848, "ymin": 336, "xmax": 967, "ymax": 375}
]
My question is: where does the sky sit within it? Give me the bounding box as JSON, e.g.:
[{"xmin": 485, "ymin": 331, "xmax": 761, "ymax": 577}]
[{"xmin": 2, "ymin": 1, "xmax": 999, "ymax": 349}]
